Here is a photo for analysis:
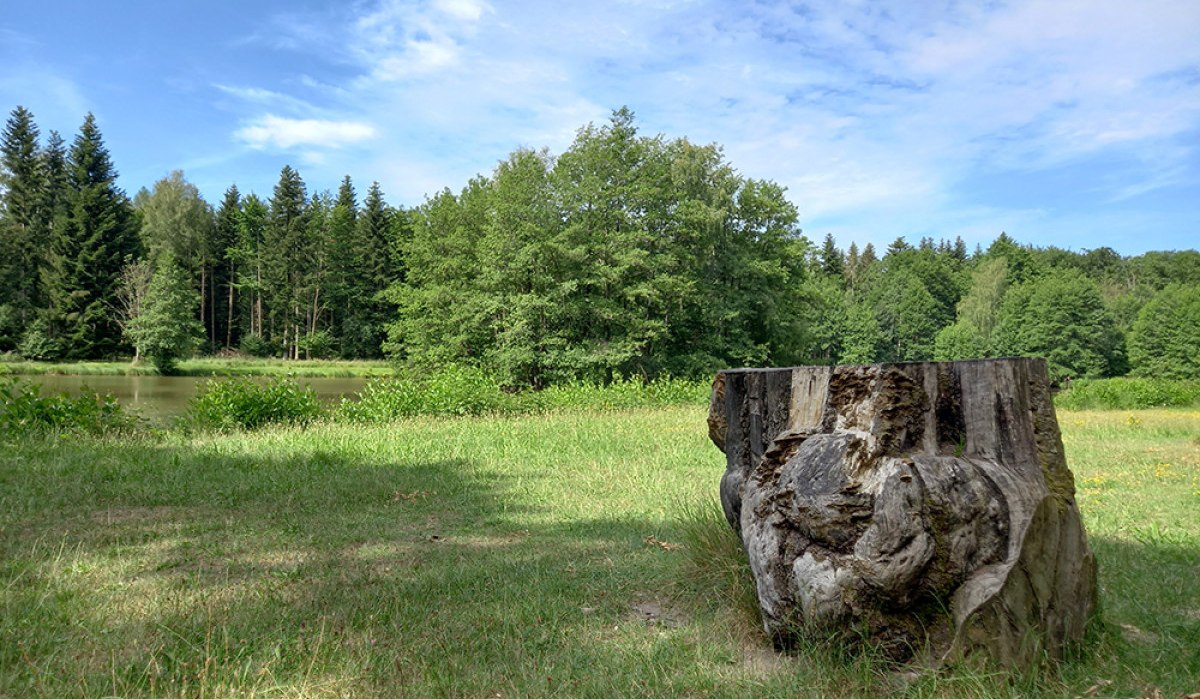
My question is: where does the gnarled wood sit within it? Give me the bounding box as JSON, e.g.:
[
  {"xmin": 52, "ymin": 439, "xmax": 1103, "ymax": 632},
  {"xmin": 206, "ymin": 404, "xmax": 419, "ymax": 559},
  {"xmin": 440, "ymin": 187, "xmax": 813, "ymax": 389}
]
[{"xmin": 708, "ymin": 358, "xmax": 1097, "ymax": 669}]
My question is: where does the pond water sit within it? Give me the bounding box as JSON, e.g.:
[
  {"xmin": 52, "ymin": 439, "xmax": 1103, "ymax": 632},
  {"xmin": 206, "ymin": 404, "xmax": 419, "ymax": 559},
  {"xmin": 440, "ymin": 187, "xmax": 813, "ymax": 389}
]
[{"xmin": 20, "ymin": 375, "xmax": 371, "ymax": 419}]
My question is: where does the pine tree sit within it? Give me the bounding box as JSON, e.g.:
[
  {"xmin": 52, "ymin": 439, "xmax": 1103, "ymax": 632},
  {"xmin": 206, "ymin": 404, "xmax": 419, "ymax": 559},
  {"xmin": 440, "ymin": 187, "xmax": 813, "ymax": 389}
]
[
  {"xmin": 233, "ymin": 194, "xmax": 269, "ymax": 346},
  {"xmin": 0, "ymin": 106, "xmax": 47, "ymax": 344},
  {"xmin": 326, "ymin": 176, "xmax": 358, "ymax": 355},
  {"xmin": 39, "ymin": 131, "xmax": 69, "ymax": 222},
  {"xmin": 212, "ymin": 185, "xmax": 241, "ymax": 349},
  {"xmin": 347, "ymin": 181, "xmax": 394, "ymax": 358},
  {"xmin": 41, "ymin": 113, "xmax": 141, "ymax": 358},
  {"xmin": 263, "ymin": 165, "xmax": 308, "ymax": 358},
  {"xmin": 819, "ymin": 233, "xmax": 844, "ymax": 279}
]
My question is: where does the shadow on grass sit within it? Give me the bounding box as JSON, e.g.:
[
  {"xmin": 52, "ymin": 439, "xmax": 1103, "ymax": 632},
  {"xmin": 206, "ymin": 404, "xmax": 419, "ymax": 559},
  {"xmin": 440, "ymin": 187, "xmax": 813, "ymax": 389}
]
[
  {"xmin": 7, "ymin": 435, "xmax": 1196, "ymax": 697},
  {"xmin": 1064, "ymin": 534, "xmax": 1200, "ymax": 694},
  {"xmin": 1, "ymin": 438, "xmax": 747, "ymax": 697}
]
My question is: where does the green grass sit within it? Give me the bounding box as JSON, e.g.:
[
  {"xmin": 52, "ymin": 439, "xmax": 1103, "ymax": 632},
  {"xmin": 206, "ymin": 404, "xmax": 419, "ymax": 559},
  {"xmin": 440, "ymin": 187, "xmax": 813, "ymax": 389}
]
[
  {"xmin": 1055, "ymin": 377, "xmax": 1200, "ymax": 410},
  {"xmin": 1, "ymin": 407, "xmax": 1197, "ymax": 697},
  {"xmin": 0, "ymin": 357, "xmax": 397, "ymax": 378}
]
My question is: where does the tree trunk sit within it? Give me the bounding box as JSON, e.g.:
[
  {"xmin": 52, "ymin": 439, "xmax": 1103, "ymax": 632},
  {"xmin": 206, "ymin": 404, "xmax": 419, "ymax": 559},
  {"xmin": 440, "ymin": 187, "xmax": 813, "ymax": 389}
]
[
  {"xmin": 226, "ymin": 262, "xmax": 235, "ymax": 349},
  {"xmin": 708, "ymin": 358, "xmax": 1098, "ymax": 670}
]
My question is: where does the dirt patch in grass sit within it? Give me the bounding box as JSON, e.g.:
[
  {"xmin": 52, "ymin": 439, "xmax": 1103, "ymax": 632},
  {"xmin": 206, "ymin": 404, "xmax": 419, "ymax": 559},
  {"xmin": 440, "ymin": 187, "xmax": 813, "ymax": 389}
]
[{"xmin": 631, "ymin": 597, "xmax": 689, "ymax": 628}]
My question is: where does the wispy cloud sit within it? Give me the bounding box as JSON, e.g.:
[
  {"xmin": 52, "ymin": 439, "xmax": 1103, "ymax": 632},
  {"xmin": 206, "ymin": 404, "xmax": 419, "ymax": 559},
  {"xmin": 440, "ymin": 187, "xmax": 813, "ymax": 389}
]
[
  {"xmin": 235, "ymin": 115, "xmax": 377, "ymax": 149},
  {"xmin": 205, "ymin": 0, "xmax": 1199, "ymax": 251}
]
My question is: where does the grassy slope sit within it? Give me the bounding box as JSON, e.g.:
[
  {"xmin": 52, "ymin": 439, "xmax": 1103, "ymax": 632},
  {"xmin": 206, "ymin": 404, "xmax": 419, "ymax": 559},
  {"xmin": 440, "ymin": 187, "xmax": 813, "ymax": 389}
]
[
  {"xmin": 0, "ymin": 357, "xmax": 396, "ymax": 378},
  {"xmin": 0, "ymin": 408, "xmax": 1197, "ymax": 697}
]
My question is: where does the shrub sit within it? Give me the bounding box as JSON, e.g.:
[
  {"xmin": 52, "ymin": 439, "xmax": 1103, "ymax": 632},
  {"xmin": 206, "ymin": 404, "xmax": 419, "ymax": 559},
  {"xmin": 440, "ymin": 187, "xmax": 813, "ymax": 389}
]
[
  {"xmin": 338, "ymin": 368, "xmax": 710, "ymax": 422},
  {"xmin": 186, "ymin": 376, "xmax": 322, "ymax": 430},
  {"xmin": 238, "ymin": 333, "xmax": 277, "ymax": 358},
  {"xmin": 0, "ymin": 377, "xmax": 133, "ymax": 436},
  {"xmin": 338, "ymin": 365, "xmax": 515, "ymax": 421},
  {"xmin": 1054, "ymin": 378, "xmax": 1200, "ymax": 410},
  {"xmin": 17, "ymin": 318, "xmax": 62, "ymax": 361}
]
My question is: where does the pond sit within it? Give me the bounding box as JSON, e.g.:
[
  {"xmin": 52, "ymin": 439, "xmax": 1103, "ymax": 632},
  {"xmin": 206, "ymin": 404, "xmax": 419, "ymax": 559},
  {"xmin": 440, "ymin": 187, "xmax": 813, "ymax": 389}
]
[{"xmin": 20, "ymin": 375, "xmax": 371, "ymax": 420}]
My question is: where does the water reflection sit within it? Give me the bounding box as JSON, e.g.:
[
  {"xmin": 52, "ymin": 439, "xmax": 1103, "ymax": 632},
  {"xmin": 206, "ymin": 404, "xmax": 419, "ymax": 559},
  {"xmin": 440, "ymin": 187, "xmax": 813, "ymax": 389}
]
[{"xmin": 23, "ymin": 375, "xmax": 369, "ymax": 419}]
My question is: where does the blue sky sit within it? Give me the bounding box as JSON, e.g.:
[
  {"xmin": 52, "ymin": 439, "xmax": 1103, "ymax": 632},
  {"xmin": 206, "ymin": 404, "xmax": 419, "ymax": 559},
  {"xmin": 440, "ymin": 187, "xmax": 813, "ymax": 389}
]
[{"xmin": 2, "ymin": 0, "xmax": 1198, "ymax": 255}]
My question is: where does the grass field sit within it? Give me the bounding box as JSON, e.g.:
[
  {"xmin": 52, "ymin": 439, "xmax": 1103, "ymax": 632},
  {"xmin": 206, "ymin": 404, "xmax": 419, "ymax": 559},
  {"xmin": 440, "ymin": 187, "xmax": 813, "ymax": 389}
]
[
  {"xmin": 1, "ymin": 407, "xmax": 1197, "ymax": 697},
  {"xmin": 0, "ymin": 357, "xmax": 396, "ymax": 378}
]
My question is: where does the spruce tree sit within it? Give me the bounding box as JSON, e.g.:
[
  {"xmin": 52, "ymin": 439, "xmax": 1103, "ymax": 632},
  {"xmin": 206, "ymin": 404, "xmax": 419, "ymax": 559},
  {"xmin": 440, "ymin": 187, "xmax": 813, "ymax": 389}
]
[
  {"xmin": 42, "ymin": 113, "xmax": 140, "ymax": 358},
  {"xmin": 819, "ymin": 233, "xmax": 844, "ymax": 278},
  {"xmin": 263, "ymin": 165, "xmax": 308, "ymax": 357},
  {"xmin": 348, "ymin": 181, "xmax": 393, "ymax": 358},
  {"xmin": 0, "ymin": 106, "xmax": 47, "ymax": 344},
  {"xmin": 327, "ymin": 176, "xmax": 358, "ymax": 355},
  {"xmin": 39, "ymin": 131, "xmax": 69, "ymax": 224},
  {"xmin": 212, "ymin": 185, "xmax": 241, "ymax": 349}
]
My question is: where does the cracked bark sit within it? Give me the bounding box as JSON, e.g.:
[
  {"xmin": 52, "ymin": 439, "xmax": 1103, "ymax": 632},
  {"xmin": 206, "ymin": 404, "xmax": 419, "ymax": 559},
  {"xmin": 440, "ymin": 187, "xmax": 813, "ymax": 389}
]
[{"xmin": 708, "ymin": 358, "xmax": 1098, "ymax": 669}]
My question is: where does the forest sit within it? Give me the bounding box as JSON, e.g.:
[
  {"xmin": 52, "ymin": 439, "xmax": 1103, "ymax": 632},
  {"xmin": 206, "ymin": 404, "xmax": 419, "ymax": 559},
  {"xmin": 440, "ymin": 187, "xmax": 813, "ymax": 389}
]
[{"xmin": 1, "ymin": 105, "xmax": 1198, "ymax": 385}]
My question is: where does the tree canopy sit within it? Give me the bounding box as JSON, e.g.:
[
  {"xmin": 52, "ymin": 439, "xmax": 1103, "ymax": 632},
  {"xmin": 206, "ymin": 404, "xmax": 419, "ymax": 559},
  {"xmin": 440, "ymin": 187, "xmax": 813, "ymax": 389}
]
[{"xmin": 0, "ymin": 104, "xmax": 1197, "ymax": 384}]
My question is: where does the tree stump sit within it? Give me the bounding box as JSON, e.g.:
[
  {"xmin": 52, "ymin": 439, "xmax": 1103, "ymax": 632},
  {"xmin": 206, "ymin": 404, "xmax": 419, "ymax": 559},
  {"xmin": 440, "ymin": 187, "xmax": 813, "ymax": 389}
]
[{"xmin": 708, "ymin": 358, "xmax": 1098, "ymax": 669}]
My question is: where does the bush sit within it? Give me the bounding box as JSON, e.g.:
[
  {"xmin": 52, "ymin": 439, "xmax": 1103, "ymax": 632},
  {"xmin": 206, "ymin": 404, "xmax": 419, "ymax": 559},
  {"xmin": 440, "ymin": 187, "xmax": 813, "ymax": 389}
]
[
  {"xmin": 1054, "ymin": 378, "xmax": 1200, "ymax": 410},
  {"xmin": 338, "ymin": 365, "xmax": 516, "ymax": 421},
  {"xmin": 537, "ymin": 375, "xmax": 710, "ymax": 412},
  {"xmin": 0, "ymin": 377, "xmax": 134, "ymax": 436},
  {"xmin": 337, "ymin": 367, "xmax": 710, "ymax": 423},
  {"xmin": 186, "ymin": 376, "xmax": 322, "ymax": 430},
  {"xmin": 18, "ymin": 318, "xmax": 63, "ymax": 361},
  {"xmin": 238, "ymin": 333, "xmax": 277, "ymax": 358}
]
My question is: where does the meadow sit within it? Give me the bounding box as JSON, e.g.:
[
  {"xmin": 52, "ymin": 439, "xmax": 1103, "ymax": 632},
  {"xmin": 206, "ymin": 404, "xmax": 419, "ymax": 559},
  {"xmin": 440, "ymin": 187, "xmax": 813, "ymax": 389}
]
[{"xmin": 1, "ymin": 399, "xmax": 1197, "ymax": 698}]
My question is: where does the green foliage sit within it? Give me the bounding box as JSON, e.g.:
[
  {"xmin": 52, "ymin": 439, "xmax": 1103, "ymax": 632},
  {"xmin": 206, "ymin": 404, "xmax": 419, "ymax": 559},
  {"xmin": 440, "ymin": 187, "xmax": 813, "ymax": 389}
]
[
  {"xmin": 392, "ymin": 110, "xmax": 810, "ymax": 386},
  {"xmin": 125, "ymin": 254, "xmax": 203, "ymax": 372},
  {"xmin": 0, "ymin": 304, "xmax": 20, "ymax": 352},
  {"xmin": 211, "ymin": 185, "xmax": 242, "ymax": 350},
  {"xmin": 0, "ymin": 377, "xmax": 132, "ymax": 435},
  {"xmin": 933, "ymin": 321, "xmax": 989, "ymax": 361},
  {"xmin": 993, "ymin": 269, "xmax": 1124, "ymax": 382},
  {"xmin": 0, "ymin": 106, "xmax": 49, "ymax": 335},
  {"xmin": 1127, "ymin": 285, "xmax": 1200, "ymax": 379},
  {"xmin": 338, "ymin": 367, "xmax": 708, "ymax": 422},
  {"xmin": 338, "ymin": 365, "xmax": 512, "ymax": 420},
  {"xmin": 1054, "ymin": 377, "xmax": 1200, "ymax": 410},
  {"xmin": 41, "ymin": 113, "xmax": 141, "ymax": 359},
  {"xmin": 185, "ymin": 376, "xmax": 321, "ymax": 430},
  {"xmin": 238, "ymin": 333, "xmax": 276, "ymax": 358},
  {"xmin": 16, "ymin": 317, "xmax": 62, "ymax": 360},
  {"xmin": 838, "ymin": 301, "xmax": 881, "ymax": 364}
]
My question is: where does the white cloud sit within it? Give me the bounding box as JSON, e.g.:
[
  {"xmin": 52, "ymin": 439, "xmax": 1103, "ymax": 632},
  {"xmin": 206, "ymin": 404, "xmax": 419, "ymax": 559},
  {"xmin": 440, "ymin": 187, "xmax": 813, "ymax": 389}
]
[
  {"xmin": 235, "ymin": 114, "xmax": 377, "ymax": 150},
  {"xmin": 434, "ymin": 0, "xmax": 490, "ymax": 22},
  {"xmin": 209, "ymin": 0, "xmax": 1199, "ymax": 251}
]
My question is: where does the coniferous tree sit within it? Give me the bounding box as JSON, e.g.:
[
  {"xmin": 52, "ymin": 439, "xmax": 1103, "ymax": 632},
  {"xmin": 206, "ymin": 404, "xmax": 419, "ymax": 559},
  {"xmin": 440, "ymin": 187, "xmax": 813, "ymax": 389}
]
[
  {"xmin": 819, "ymin": 233, "xmax": 844, "ymax": 279},
  {"xmin": 325, "ymin": 176, "xmax": 357, "ymax": 355},
  {"xmin": 263, "ymin": 165, "xmax": 308, "ymax": 358},
  {"xmin": 233, "ymin": 194, "xmax": 269, "ymax": 348},
  {"xmin": 0, "ymin": 106, "xmax": 48, "ymax": 345},
  {"xmin": 41, "ymin": 114, "xmax": 140, "ymax": 358},
  {"xmin": 212, "ymin": 185, "xmax": 241, "ymax": 349},
  {"xmin": 348, "ymin": 181, "xmax": 394, "ymax": 357}
]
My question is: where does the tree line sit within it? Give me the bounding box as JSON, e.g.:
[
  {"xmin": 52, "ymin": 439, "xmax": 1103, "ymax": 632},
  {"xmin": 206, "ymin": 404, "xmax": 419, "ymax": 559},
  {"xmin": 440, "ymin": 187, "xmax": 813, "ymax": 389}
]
[{"xmin": 1, "ymin": 105, "xmax": 1197, "ymax": 382}]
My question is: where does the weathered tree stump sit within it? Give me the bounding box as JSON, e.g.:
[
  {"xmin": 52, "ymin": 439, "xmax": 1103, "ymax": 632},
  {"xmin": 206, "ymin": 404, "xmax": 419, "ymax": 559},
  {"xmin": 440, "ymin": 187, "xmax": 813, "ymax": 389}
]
[{"xmin": 708, "ymin": 358, "xmax": 1098, "ymax": 669}]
